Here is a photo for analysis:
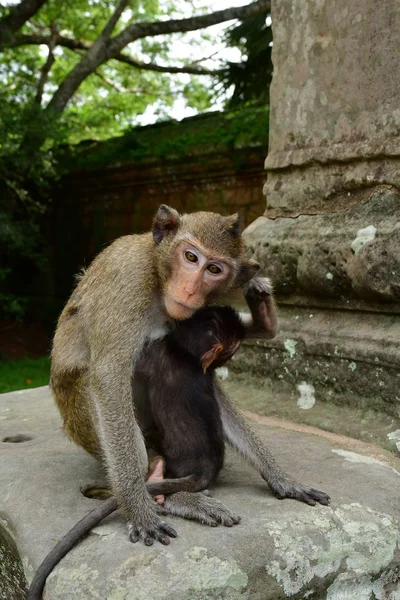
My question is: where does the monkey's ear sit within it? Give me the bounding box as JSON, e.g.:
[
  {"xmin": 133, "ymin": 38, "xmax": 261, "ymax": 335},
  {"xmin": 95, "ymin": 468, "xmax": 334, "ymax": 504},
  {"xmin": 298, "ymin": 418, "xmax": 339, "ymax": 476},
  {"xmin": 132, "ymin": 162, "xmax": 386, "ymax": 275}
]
[
  {"xmin": 235, "ymin": 259, "xmax": 260, "ymax": 287},
  {"xmin": 226, "ymin": 213, "xmax": 241, "ymax": 238},
  {"xmin": 152, "ymin": 205, "xmax": 181, "ymax": 244},
  {"xmin": 201, "ymin": 343, "xmax": 223, "ymax": 372}
]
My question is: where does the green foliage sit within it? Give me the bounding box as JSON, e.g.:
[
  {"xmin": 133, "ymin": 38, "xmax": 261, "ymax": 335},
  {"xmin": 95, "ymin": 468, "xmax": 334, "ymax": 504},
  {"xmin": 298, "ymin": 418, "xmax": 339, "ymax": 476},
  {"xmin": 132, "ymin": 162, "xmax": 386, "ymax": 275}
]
[
  {"xmin": 0, "ymin": 0, "xmax": 214, "ymax": 145},
  {"xmin": 0, "ymin": 91, "xmax": 57, "ymax": 320},
  {"xmin": 0, "ymin": 356, "xmax": 50, "ymax": 393},
  {"xmin": 220, "ymin": 12, "xmax": 273, "ymax": 108},
  {"xmin": 0, "ymin": 0, "xmax": 208, "ymax": 320},
  {"xmin": 0, "ymin": 0, "xmax": 271, "ymax": 321},
  {"xmin": 0, "ymin": 189, "xmax": 44, "ymax": 320}
]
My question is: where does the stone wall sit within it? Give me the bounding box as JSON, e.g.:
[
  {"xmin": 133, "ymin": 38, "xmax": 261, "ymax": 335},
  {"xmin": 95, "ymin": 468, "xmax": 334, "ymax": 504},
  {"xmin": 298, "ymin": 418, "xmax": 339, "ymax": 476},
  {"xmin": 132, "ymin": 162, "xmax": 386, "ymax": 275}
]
[{"xmin": 238, "ymin": 0, "xmax": 400, "ymax": 423}]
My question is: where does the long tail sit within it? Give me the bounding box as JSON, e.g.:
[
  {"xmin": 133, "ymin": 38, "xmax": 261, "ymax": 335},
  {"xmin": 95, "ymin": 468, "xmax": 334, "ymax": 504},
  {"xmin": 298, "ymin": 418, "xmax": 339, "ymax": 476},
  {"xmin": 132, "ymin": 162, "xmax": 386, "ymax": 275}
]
[
  {"xmin": 27, "ymin": 497, "xmax": 117, "ymax": 600},
  {"xmin": 27, "ymin": 475, "xmax": 204, "ymax": 599}
]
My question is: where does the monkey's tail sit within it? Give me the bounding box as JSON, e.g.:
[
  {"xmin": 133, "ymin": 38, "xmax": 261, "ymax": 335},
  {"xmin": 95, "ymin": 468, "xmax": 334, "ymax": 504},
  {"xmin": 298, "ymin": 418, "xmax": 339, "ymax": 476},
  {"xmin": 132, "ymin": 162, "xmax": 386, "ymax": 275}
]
[{"xmin": 27, "ymin": 497, "xmax": 117, "ymax": 600}]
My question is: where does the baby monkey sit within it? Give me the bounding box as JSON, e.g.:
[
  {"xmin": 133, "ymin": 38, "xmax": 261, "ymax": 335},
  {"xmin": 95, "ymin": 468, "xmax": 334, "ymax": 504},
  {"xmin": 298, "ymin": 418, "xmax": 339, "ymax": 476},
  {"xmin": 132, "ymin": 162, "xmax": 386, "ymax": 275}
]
[
  {"xmin": 28, "ymin": 306, "xmax": 245, "ymax": 600},
  {"xmin": 139, "ymin": 305, "xmax": 246, "ymax": 505}
]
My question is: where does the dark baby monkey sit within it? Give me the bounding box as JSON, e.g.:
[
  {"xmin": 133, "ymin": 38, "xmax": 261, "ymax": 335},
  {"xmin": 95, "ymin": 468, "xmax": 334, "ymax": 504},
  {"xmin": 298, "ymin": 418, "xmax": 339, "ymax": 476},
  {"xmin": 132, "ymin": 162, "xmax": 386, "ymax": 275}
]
[
  {"xmin": 28, "ymin": 305, "xmax": 246, "ymax": 600},
  {"xmin": 140, "ymin": 305, "xmax": 247, "ymax": 498}
]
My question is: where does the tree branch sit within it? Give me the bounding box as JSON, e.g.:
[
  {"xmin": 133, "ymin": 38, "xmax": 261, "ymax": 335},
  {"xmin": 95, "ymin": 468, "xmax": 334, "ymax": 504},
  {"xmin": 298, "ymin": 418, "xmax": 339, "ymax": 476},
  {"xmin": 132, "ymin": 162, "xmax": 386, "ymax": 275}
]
[
  {"xmin": 100, "ymin": 0, "xmax": 129, "ymax": 39},
  {"xmin": 14, "ymin": 0, "xmax": 269, "ymax": 149},
  {"xmin": 0, "ymin": 0, "xmax": 47, "ymax": 49},
  {"xmin": 114, "ymin": 53, "xmax": 220, "ymax": 75},
  {"xmin": 10, "ymin": 32, "xmax": 221, "ymax": 75},
  {"xmin": 48, "ymin": 0, "xmax": 269, "ymax": 115},
  {"xmin": 94, "ymin": 69, "xmax": 163, "ymax": 96},
  {"xmin": 34, "ymin": 22, "xmax": 57, "ymax": 105},
  {"xmin": 108, "ymin": 0, "xmax": 271, "ymax": 56}
]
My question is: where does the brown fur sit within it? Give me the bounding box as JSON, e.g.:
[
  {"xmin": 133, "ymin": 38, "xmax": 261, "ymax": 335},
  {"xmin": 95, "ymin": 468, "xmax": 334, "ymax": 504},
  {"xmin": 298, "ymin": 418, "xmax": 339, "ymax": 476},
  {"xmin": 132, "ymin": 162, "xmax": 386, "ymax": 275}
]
[
  {"xmin": 51, "ymin": 205, "xmax": 329, "ymax": 550},
  {"xmin": 51, "ymin": 208, "xmax": 259, "ymax": 544}
]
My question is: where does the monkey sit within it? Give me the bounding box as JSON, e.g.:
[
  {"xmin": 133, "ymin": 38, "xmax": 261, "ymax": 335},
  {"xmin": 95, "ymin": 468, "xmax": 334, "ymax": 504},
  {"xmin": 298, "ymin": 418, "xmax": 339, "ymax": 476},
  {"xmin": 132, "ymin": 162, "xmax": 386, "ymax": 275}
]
[
  {"xmin": 27, "ymin": 305, "xmax": 247, "ymax": 600},
  {"xmin": 138, "ymin": 305, "xmax": 247, "ymax": 494},
  {"xmin": 50, "ymin": 205, "xmax": 329, "ymax": 547}
]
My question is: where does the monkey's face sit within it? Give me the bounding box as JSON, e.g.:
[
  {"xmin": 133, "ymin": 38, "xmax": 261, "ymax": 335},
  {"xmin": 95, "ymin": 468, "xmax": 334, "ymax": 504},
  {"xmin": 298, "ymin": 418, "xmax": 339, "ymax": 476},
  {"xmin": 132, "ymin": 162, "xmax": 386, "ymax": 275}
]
[
  {"xmin": 152, "ymin": 205, "xmax": 261, "ymax": 320},
  {"xmin": 164, "ymin": 240, "xmax": 233, "ymax": 320}
]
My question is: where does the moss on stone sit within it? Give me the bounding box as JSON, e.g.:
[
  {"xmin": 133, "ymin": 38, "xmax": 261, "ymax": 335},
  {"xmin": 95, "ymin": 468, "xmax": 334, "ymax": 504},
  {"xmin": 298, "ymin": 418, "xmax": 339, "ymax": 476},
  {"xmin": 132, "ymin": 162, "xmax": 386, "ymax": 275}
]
[{"xmin": 59, "ymin": 106, "xmax": 269, "ymax": 173}]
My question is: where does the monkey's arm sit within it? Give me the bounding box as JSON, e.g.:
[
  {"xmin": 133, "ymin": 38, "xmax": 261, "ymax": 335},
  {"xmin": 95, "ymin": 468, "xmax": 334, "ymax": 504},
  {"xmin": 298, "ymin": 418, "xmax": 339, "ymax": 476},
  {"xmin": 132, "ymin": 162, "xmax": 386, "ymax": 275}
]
[
  {"xmin": 240, "ymin": 276, "xmax": 278, "ymax": 340},
  {"xmin": 215, "ymin": 382, "xmax": 330, "ymax": 505},
  {"xmin": 92, "ymin": 343, "xmax": 177, "ymax": 546}
]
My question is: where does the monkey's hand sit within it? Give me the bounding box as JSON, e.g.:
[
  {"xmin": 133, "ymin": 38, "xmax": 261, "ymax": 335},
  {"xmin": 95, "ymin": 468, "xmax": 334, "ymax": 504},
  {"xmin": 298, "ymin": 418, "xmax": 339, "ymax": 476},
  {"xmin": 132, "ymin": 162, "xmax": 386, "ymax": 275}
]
[
  {"xmin": 242, "ymin": 276, "xmax": 278, "ymax": 340},
  {"xmin": 269, "ymin": 478, "xmax": 330, "ymax": 506},
  {"xmin": 164, "ymin": 492, "xmax": 241, "ymax": 527},
  {"xmin": 244, "ymin": 275, "xmax": 273, "ymax": 298}
]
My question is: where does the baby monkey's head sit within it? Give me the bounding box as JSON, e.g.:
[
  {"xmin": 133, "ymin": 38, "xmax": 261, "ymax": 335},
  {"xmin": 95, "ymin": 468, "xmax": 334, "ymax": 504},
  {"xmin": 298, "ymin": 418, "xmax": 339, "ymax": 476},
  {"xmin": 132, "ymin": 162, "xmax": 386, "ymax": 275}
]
[{"xmin": 173, "ymin": 306, "xmax": 246, "ymax": 372}]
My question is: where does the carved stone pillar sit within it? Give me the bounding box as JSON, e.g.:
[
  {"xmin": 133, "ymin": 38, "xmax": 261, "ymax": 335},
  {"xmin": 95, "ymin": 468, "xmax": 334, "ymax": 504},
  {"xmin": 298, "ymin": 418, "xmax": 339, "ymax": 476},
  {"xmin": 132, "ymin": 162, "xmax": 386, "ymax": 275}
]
[{"xmin": 240, "ymin": 0, "xmax": 400, "ymax": 425}]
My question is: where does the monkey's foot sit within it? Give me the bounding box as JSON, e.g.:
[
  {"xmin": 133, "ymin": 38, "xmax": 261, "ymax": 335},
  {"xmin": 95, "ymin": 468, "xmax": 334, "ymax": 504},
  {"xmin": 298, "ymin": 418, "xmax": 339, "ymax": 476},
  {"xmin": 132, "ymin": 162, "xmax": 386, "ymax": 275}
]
[
  {"xmin": 164, "ymin": 491, "xmax": 241, "ymax": 527},
  {"xmin": 147, "ymin": 457, "xmax": 165, "ymax": 505},
  {"xmin": 271, "ymin": 480, "xmax": 330, "ymax": 506},
  {"xmin": 128, "ymin": 512, "xmax": 177, "ymax": 546}
]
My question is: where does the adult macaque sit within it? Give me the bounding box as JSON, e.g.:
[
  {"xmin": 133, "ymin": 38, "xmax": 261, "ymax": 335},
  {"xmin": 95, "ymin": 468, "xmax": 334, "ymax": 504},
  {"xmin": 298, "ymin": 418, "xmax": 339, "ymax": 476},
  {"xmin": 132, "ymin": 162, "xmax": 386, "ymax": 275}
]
[{"xmin": 50, "ymin": 205, "xmax": 328, "ymax": 546}]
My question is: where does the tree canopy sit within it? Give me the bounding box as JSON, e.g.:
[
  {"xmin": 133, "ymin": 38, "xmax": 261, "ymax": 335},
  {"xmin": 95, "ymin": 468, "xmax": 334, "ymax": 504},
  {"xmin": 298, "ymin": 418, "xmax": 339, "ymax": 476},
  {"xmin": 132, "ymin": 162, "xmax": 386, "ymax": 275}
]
[
  {"xmin": 0, "ymin": 0, "xmax": 271, "ymax": 145},
  {"xmin": 0, "ymin": 0, "xmax": 271, "ymax": 320}
]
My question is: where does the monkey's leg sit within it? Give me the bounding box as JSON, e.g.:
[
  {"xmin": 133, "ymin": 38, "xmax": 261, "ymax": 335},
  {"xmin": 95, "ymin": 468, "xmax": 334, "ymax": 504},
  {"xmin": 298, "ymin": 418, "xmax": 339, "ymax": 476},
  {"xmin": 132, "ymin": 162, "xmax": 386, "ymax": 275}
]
[
  {"xmin": 91, "ymin": 356, "xmax": 178, "ymax": 546},
  {"xmin": 241, "ymin": 276, "xmax": 278, "ymax": 340},
  {"xmin": 147, "ymin": 455, "xmax": 166, "ymax": 505},
  {"xmin": 216, "ymin": 383, "xmax": 330, "ymax": 506}
]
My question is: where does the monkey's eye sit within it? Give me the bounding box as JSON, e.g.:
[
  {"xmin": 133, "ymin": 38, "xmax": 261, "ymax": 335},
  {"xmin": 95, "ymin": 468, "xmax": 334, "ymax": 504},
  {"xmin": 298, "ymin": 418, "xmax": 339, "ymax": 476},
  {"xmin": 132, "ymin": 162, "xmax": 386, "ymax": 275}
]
[
  {"xmin": 207, "ymin": 264, "xmax": 222, "ymax": 274},
  {"xmin": 185, "ymin": 250, "xmax": 198, "ymax": 263}
]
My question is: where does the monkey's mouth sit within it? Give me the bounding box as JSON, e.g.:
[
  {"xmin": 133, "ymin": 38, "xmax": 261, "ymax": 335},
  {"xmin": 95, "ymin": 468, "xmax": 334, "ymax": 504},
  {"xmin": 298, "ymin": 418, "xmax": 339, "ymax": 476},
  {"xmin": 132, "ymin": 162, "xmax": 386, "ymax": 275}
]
[{"xmin": 164, "ymin": 296, "xmax": 198, "ymax": 320}]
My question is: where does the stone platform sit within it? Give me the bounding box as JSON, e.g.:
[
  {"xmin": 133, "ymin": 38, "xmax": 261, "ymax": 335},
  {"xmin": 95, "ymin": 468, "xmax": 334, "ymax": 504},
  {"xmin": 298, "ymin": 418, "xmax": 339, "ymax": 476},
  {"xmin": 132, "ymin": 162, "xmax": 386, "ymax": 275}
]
[{"xmin": 0, "ymin": 387, "xmax": 399, "ymax": 599}]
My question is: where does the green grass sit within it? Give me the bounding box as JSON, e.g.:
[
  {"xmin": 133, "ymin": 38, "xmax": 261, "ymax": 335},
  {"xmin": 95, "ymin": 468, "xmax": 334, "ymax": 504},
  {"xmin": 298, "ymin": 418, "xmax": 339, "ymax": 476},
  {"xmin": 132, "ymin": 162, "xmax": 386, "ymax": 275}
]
[{"xmin": 0, "ymin": 356, "xmax": 50, "ymax": 394}]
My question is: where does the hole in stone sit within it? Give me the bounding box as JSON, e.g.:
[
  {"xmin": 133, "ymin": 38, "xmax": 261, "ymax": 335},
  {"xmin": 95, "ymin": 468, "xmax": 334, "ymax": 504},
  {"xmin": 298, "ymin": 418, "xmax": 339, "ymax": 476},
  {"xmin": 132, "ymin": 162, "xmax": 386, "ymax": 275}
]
[
  {"xmin": 81, "ymin": 485, "xmax": 112, "ymax": 501},
  {"xmin": 2, "ymin": 434, "xmax": 33, "ymax": 443}
]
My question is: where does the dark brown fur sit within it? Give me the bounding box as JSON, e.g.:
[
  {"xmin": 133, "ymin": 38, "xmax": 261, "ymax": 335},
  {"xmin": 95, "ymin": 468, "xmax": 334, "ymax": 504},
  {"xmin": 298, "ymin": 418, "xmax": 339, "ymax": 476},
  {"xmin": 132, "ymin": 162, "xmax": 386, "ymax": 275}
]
[{"xmin": 138, "ymin": 305, "xmax": 246, "ymax": 490}]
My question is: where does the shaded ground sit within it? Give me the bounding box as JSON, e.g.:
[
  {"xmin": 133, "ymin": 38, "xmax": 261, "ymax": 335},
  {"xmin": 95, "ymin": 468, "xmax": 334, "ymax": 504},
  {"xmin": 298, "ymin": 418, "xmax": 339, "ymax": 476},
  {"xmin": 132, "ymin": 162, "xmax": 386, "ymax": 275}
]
[
  {"xmin": 224, "ymin": 374, "xmax": 400, "ymax": 454},
  {"xmin": 0, "ymin": 321, "xmax": 51, "ymax": 360}
]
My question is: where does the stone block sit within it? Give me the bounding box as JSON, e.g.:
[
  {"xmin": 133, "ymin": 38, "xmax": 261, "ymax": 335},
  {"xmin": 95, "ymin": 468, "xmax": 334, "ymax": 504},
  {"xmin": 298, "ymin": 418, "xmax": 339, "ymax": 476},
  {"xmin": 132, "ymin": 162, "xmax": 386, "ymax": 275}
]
[{"xmin": 1, "ymin": 388, "xmax": 400, "ymax": 599}]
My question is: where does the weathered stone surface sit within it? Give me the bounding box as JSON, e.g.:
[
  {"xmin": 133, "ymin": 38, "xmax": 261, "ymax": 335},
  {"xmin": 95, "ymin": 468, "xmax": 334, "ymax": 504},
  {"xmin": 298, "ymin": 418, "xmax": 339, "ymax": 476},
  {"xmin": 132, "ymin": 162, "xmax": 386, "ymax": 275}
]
[
  {"xmin": 228, "ymin": 305, "xmax": 400, "ymax": 420},
  {"xmin": 243, "ymin": 187, "xmax": 400, "ymax": 306},
  {"xmin": 243, "ymin": 3, "xmax": 400, "ymax": 435},
  {"xmin": 1, "ymin": 387, "xmax": 400, "ymax": 599},
  {"xmin": 241, "ymin": 187, "xmax": 400, "ymax": 419},
  {"xmin": 0, "ymin": 525, "xmax": 27, "ymax": 600},
  {"xmin": 264, "ymin": 0, "xmax": 400, "ymax": 215}
]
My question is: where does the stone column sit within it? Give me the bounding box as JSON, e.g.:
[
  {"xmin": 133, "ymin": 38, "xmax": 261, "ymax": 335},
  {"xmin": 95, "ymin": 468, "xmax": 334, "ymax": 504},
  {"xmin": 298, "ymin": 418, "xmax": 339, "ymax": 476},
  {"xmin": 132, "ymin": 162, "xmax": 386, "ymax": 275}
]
[{"xmin": 240, "ymin": 0, "xmax": 400, "ymax": 425}]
